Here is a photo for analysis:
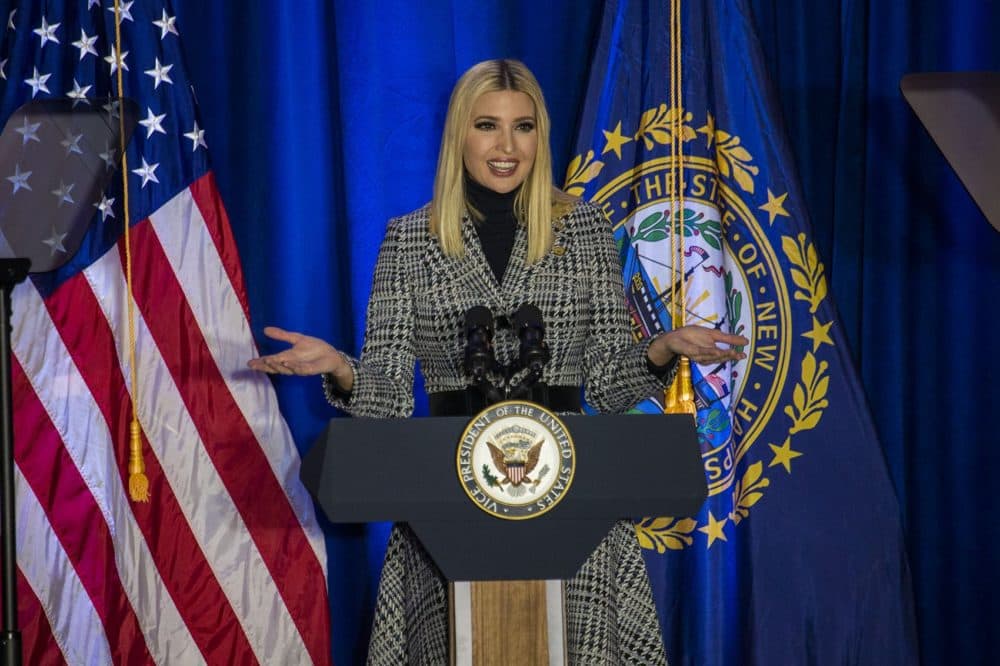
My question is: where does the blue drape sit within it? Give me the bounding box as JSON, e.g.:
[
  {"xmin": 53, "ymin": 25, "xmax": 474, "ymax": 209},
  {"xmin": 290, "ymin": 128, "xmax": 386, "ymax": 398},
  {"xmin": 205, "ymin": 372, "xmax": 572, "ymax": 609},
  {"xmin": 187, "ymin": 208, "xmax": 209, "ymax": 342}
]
[
  {"xmin": 752, "ymin": 3, "xmax": 1000, "ymax": 664},
  {"xmin": 173, "ymin": 1, "xmax": 999, "ymax": 663}
]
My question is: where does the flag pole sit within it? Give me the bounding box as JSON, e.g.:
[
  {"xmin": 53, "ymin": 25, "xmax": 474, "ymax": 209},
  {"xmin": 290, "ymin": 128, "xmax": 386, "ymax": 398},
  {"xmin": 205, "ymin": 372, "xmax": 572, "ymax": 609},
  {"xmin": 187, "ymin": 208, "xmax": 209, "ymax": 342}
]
[{"xmin": 0, "ymin": 259, "xmax": 29, "ymax": 666}]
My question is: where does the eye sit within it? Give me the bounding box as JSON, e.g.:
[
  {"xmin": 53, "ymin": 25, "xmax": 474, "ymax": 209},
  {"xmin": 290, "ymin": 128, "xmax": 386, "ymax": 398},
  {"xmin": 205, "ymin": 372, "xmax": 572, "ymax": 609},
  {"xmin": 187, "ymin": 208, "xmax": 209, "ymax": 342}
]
[
  {"xmin": 474, "ymin": 120, "xmax": 496, "ymax": 131},
  {"xmin": 516, "ymin": 121, "xmax": 536, "ymax": 132}
]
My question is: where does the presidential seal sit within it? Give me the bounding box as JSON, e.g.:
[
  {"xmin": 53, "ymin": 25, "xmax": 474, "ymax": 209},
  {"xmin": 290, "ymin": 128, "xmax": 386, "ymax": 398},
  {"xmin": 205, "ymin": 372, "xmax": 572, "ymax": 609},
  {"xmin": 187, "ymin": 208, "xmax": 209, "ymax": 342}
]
[{"xmin": 456, "ymin": 400, "xmax": 575, "ymax": 520}]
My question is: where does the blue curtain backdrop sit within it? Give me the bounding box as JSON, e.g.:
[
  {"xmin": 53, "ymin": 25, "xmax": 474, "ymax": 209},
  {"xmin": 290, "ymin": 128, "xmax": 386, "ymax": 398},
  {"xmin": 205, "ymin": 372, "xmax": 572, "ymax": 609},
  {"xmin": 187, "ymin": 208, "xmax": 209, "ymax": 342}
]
[{"xmin": 170, "ymin": 1, "xmax": 1000, "ymax": 664}]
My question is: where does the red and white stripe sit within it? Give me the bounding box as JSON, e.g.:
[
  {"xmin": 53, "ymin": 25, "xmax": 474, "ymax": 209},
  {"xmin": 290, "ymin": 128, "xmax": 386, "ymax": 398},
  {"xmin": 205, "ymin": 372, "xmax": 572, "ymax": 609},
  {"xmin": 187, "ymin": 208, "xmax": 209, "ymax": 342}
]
[{"xmin": 11, "ymin": 173, "xmax": 330, "ymax": 665}]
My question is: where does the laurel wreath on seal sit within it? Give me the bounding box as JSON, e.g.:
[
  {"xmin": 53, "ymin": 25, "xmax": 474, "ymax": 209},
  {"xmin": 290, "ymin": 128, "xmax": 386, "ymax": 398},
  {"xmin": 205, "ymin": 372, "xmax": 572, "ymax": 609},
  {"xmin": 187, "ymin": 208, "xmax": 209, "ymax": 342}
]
[
  {"xmin": 635, "ymin": 104, "xmax": 697, "ymax": 149},
  {"xmin": 565, "ymin": 109, "xmax": 759, "ymax": 197},
  {"xmin": 724, "ymin": 271, "xmax": 747, "ymax": 344},
  {"xmin": 564, "ymin": 150, "xmax": 605, "ymax": 197},
  {"xmin": 729, "ymin": 462, "xmax": 769, "ymax": 524},
  {"xmin": 635, "ymin": 517, "xmax": 698, "ymax": 552},
  {"xmin": 630, "ymin": 208, "xmax": 723, "ymax": 251},
  {"xmin": 783, "ymin": 232, "xmax": 828, "ymax": 314},
  {"xmin": 565, "ymin": 105, "xmax": 835, "ymax": 551}
]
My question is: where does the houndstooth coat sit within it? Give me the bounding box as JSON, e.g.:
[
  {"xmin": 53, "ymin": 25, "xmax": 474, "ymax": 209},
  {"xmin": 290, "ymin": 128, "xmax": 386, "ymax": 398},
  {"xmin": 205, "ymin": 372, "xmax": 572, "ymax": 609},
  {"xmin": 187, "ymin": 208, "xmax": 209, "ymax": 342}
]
[{"xmin": 325, "ymin": 200, "xmax": 675, "ymax": 665}]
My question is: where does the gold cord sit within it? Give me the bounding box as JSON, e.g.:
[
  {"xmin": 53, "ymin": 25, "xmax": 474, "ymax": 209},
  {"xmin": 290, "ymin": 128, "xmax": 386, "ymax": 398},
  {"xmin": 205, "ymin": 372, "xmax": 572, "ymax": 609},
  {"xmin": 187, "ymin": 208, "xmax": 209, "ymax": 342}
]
[
  {"xmin": 113, "ymin": 0, "xmax": 149, "ymax": 501},
  {"xmin": 674, "ymin": 0, "xmax": 687, "ymax": 322},
  {"xmin": 664, "ymin": 0, "xmax": 696, "ymax": 416},
  {"xmin": 668, "ymin": 0, "xmax": 679, "ymax": 330}
]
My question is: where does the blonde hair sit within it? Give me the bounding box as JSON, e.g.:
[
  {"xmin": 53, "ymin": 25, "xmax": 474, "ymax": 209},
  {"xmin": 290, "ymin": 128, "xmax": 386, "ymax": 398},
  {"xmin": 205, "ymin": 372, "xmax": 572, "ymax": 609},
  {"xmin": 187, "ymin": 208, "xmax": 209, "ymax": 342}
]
[{"xmin": 430, "ymin": 59, "xmax": 575, "ymax": 263}]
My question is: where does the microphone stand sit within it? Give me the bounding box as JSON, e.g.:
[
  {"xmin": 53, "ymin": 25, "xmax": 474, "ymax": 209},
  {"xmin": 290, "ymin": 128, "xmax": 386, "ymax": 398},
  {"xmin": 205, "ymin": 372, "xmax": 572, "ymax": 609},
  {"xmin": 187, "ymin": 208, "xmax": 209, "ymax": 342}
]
[
  {"xmin": 0, "ymin": 258, "xmax": 30, "ymax": 666},
  {"xmin": 468, "ymin": 374, "xmax": 504, "ymax": 406},
  {"xmin": 507, "ymin": 374, "xmax": 543, "ymax": 400}
]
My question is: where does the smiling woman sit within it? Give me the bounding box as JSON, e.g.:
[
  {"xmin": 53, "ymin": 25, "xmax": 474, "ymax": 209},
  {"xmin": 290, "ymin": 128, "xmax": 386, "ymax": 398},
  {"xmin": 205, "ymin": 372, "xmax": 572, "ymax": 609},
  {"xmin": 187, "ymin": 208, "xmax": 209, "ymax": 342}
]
[{"xmin": 248, "ymin": 58, "xmax": 746, "ymax": 665}]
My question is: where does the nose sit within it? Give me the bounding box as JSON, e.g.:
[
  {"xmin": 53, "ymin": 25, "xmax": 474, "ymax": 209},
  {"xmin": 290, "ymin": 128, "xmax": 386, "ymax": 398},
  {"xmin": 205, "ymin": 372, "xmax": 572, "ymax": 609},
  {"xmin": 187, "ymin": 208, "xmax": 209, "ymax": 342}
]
[{"xmin": 498, "ymin": 127, "xmax": 514, "ymax": 154}]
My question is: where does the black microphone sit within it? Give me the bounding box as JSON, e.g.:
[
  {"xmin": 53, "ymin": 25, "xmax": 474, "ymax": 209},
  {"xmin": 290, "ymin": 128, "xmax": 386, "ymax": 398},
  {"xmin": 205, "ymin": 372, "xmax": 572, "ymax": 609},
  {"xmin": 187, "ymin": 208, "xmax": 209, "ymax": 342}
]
[
  {"xmin": 512, "ymin": 303, "xmax": 549, "ymax": 373},
  {"xmin": 463, "ymin": 306, "xmax": 496, "ymax": 383}
]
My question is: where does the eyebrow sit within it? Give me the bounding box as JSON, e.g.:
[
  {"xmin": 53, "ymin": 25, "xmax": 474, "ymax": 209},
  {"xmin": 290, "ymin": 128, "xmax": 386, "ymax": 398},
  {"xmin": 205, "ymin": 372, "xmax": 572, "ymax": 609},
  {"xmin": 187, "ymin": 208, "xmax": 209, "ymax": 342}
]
[{"xmin": 473, "ymin": 115, "xmax": 536, "ymax": 122}]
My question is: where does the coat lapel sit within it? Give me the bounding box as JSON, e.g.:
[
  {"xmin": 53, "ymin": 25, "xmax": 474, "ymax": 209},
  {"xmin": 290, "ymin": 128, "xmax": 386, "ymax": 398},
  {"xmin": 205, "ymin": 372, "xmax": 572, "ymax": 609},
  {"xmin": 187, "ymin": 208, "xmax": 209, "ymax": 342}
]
[
  {"xmin": 498, "ymin": 222, "xmax": 529, "ymax": 301},
  {"xmin": 459, "ymin": 216, "xmax": 504, "ymax": 306},
  {"xmin": 442, "ymin": 213, "xmax": 565, "ymax": 311}
]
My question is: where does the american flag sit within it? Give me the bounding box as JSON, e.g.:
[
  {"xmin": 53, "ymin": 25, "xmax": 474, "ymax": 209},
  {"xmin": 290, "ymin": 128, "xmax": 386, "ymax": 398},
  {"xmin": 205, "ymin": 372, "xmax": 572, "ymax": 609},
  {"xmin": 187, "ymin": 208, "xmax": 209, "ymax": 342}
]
[{"xmin": 0, "ymin": 1, "xmax": 331, "ymax": 664}]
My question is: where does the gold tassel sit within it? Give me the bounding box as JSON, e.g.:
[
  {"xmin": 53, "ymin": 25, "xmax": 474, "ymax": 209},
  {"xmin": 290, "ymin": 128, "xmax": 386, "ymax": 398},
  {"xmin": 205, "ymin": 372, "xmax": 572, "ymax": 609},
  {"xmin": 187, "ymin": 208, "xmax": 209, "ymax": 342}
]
[
  {"xmin": 127, "ymin": 419, "xmax": 150, "ymax": 502},
  {"xmin": 664, "ymin": 357, "xmax": 696, "ymax": 416},
  {"xmin": 112, "ymin": 0, "xmax": 149, "ymax": 504}
]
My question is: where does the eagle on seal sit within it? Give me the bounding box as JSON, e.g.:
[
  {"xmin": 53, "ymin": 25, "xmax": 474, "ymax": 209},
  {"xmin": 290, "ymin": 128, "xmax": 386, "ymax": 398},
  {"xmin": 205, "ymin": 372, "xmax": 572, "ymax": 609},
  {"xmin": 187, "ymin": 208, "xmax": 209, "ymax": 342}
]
[{"xmin": 487, "ymin": 439, "xmax": 543, "ymax": 486}]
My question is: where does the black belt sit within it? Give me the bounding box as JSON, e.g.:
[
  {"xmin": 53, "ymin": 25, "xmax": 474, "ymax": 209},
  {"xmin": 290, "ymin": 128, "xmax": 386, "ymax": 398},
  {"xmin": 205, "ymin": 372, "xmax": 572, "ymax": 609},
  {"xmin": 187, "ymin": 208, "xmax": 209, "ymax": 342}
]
[{"xmin": 428, "ymin": 385, "xmax": 582, "ymax": 416}]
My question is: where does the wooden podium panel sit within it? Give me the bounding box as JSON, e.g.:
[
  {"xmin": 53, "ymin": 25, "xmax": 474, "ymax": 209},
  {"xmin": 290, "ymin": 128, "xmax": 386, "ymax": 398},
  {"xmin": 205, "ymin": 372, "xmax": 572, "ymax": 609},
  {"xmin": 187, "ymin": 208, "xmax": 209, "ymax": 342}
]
[{"xmin": 451, "ymin": 580, "xmax": 566, "ymax": 665}]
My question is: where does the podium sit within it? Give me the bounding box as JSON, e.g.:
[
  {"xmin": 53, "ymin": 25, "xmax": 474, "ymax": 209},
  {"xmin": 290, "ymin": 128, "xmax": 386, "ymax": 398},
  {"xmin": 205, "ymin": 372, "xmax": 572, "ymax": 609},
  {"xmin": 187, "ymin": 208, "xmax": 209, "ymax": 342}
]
[{"xmin": 302, "ymin": 411, "xmax": 706, "ymax": 664}]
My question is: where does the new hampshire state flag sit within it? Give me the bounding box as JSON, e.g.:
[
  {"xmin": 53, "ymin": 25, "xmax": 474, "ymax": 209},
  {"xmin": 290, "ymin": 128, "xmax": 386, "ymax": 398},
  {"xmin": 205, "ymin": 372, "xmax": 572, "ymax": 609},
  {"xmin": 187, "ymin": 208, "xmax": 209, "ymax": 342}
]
[{"xmin": 566, "ymin": 0, "xmax": 918, "ymax": 663}]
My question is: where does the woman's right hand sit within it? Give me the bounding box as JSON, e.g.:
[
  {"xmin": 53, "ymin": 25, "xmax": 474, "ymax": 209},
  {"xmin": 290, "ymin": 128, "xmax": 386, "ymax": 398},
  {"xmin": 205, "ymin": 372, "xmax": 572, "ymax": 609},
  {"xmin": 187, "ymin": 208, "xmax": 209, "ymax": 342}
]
[{"xmin": 247, "ymin": 326, "xmax": 354, "ymax": 391}]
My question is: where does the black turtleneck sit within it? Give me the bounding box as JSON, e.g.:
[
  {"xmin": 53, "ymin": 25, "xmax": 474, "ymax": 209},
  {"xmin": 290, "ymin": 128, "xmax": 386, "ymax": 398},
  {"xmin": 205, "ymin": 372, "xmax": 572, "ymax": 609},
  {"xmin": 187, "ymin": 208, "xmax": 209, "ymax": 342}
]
[{"xmin": 466, "ymin": 176, "xmax": 519, "ymax": 283}]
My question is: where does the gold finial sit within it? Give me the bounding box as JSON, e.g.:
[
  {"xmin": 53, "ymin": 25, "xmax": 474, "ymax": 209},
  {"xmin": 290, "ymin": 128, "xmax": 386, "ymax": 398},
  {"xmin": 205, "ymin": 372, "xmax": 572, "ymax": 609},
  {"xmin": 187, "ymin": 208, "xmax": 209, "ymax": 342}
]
[{"xmin": 664, "ymin": 357, "xmax": 696, "ymax": 416}]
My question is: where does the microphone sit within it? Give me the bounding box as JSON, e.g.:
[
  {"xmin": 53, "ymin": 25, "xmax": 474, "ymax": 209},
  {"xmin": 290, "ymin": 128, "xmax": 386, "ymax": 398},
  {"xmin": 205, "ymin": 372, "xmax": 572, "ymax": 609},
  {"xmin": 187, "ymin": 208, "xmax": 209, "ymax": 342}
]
[
  {"xmin": 463, "ymin": 306, "xmax": 496, "ymax": 383},
  {"xmin": 512, "ymin": 304, "xmax": 549, "ymax": 373},
  {"xmin": 507, "ymin": 304, "xmax": 550, "ymax": 401}
]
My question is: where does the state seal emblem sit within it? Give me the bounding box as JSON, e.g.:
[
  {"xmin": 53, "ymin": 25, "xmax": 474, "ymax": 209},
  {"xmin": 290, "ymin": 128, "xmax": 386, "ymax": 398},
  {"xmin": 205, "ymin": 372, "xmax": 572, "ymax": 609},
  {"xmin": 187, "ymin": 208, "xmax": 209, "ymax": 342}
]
[
  {"xmin": 456, "ymin": 400, "xmax": 575, "ymax": 520},
  {"xmin": 565, "ymin": 104, "xmax": 835, "ymax": 550}
]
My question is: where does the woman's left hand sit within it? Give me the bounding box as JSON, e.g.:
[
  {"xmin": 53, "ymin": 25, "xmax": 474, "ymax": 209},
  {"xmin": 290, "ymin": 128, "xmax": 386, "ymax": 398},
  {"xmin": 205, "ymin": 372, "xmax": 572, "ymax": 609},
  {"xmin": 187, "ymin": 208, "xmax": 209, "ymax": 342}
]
[{"xmin": 647, "ymin": 325, "xmax": 749, "ymax": 367}]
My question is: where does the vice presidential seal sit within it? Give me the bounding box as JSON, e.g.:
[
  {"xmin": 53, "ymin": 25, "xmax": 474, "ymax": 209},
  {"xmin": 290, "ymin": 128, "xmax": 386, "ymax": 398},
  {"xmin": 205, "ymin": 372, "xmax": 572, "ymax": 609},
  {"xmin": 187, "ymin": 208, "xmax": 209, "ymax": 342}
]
[{"xmin": 456, "ymin": 400, "xmax": 575, "ymax": 520}]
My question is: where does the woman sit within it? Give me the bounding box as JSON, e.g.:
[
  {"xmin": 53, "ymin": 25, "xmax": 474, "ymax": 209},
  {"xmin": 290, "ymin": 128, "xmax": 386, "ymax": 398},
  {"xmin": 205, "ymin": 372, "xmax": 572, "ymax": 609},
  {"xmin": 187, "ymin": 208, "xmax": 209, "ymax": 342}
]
[{"xmin": 250, "ymin": 59, "xmax": 747, "ymax": 665}]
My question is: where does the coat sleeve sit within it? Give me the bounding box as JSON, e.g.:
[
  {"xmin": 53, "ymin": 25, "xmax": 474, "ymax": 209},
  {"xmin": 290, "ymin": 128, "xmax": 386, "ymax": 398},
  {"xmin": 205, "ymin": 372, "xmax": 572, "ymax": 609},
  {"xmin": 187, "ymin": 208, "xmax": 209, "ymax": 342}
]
[
  {"xmin": 324, "ymin": 217, "xmax": 415, "ymax": 417},
  {"xmin": 580, "ymin": 204, "xmax": 678, "ymax": 413}
]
